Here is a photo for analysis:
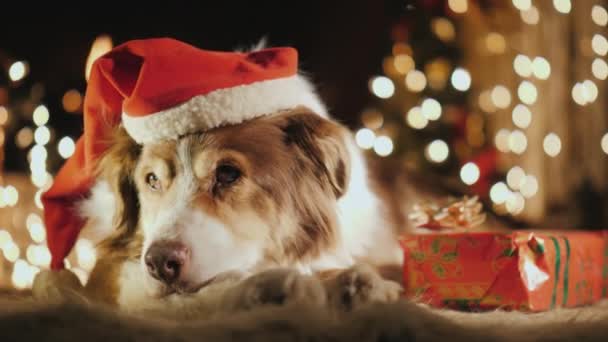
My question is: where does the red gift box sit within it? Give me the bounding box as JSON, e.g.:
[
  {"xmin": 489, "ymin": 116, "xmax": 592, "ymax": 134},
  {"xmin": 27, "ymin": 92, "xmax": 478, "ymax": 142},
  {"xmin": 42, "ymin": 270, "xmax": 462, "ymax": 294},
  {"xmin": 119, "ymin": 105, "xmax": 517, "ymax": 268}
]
[{"xmin": 399, "ymin": 231, "xmax": 608, "ymax": 311}]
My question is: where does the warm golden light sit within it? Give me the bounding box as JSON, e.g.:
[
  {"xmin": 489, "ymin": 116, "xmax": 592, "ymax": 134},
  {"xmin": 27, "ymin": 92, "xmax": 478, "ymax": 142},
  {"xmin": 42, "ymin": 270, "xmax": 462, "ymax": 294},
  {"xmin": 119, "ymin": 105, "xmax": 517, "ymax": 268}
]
[
  {"xmin": 448, "ymin": 0, "xmax": 468, "ymax": 13},
  {"xmin": 592, "ymin": 58, "xmax": 608, "ymax": 80},
  {"xmin": 355, "ymin": 128, "xmax": 375, "ymax": 149},
  {"xmin": 426, "ymin": 140, "xmax": 449, "ymax": 163},
  {"xmin": 451, "ymin": 68, "xmax": 471, "ymax": 91},
  {"xmin": 512, "ymin": 104, "xmax": 532, "ymax": 129},
  {"xmin": 421, "ymin": 98, "xmax": 442, "ymax": 121},
  {"xmin": 460, "ymin": 162, "xmax": 480, "ymax": 185},
  {"xmin": 517, "ymin": 81, "xmax": 537, "ymax": 105},
  {"xmin": 0, "ymin": 106, "xmax": 8, "ymax": 125},
  {"xmin": 406, "ymin": 106, "xmax": 428, "ymax": 130},
  {"xmin": 431, "ymin": 18, "xmax": 456, "ymax": 42},
  {"xmin": 8, "ymin": 61, "xmax": 28, "ymax": 82},
  {"xmin": 86, "ymin": 35, "xmax": 113, "ymax": 81},
  {"xmin": 509, "ymin": 130, "xmax": 528, "ymax": 155},
  {"xmin": 373, "ymin": 136, "xmax": 394, "ymax": 157},
  {"xmin": 62, "ymin": 89, "xmax": 83, "ymax": 113},
  {"xmin": 393, "ymin": 54, "xmax": 415, "ymax": 74},
  {"xmin": 592, "ymin": 5, "xmax": 608, "ymax": 26},
  {"xmin": 370, "ymin": 76, "xmax": 395, "ymax": 99},
  {"xmin": 485, "ymin": 32, "xmax": 506, "ymax": 54},
  {"xmin": 405, "ymin": 70, "xmax": 427, "ymax": 92},
  {"xmin": 425, "ymin": 58, "xmax": 451, "ymax": 90},
  {"xmin": 543, "ymin": 133, "xmax": 562, "ymax": 157},
  {"xmin": 392, "ymin": 43, "xmax": 413, "ymax": 56},
  {"xmin": 16, "ymin": 127, "xmax": 34, "ymax": 149}
]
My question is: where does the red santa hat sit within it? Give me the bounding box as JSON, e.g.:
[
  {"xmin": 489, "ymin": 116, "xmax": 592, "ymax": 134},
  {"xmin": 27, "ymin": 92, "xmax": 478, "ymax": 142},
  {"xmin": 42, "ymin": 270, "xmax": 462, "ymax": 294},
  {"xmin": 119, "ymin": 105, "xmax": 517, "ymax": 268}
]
[{"xmin": 42, "ymin": 38, "xmax": 327, "ymax": 269}]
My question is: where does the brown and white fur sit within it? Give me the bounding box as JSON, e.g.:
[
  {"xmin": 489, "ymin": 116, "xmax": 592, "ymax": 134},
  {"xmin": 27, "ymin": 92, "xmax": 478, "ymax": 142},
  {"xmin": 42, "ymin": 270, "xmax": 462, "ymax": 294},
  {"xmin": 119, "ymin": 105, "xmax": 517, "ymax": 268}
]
[{"xmin": 77, "ymin": 105, "xmax": 404, "ymax": 316}]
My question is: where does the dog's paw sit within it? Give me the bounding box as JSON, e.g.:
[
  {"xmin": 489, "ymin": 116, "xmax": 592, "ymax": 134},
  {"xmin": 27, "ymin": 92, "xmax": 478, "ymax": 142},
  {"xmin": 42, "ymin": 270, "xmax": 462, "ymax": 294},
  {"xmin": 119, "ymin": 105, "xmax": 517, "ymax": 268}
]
[
  {"xmin": 324, "ymin": 264, "xmax": 402, "ymax": 312},
  {"xmin": 32, "ymin": 269, "xmax": 85, "ymax": 304},
  {"xmin": 224, "ymin": 268, "xmax": 326, "ymax": 311}
]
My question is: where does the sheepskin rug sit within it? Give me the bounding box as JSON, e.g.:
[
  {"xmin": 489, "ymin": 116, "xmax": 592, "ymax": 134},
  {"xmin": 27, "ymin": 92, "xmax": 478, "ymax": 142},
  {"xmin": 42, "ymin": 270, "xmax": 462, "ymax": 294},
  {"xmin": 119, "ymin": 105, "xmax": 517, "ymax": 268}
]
[{"xmin": 1, "ymin": 287, "xmax": 608, "ymax": 341}]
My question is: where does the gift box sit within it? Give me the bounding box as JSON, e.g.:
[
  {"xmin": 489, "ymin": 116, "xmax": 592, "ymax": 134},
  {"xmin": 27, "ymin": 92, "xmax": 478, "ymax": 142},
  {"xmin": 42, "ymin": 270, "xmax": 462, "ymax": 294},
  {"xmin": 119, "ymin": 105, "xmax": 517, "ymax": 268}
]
[{"xmin": 399, "ymin": 231, "xmax": 608, "ymax": 311}]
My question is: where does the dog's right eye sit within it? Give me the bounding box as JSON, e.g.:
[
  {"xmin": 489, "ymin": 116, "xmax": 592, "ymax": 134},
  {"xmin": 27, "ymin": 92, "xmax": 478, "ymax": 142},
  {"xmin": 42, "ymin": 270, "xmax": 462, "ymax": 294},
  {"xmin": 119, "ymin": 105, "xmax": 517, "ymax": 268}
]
[{"xmin": 146, "ymin": 173, "xmax": 161, "ymax": 191}]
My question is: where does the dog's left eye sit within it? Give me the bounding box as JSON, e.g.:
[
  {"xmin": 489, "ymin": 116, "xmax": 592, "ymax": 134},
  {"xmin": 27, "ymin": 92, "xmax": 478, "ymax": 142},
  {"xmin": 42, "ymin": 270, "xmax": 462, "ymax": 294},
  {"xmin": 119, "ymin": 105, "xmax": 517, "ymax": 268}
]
[
  {"xmin": 145, "ymin": 172, "xmax": 161, "ymax": 191},
  {"xmin": 215, "ymin": 164, "xmax": 241, "ymax": 185}
]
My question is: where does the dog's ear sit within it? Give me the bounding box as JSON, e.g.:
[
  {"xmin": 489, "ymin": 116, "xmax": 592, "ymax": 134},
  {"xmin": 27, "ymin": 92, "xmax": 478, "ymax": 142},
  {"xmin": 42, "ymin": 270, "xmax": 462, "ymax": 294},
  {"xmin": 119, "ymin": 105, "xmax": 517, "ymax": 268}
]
[
  {"xmin": 96, "ymin": 127, "xmax": 141, "ymax": 250},
  {"xmin": 278, "ymin": 109, "xmax": 351, "ymax": 198}
]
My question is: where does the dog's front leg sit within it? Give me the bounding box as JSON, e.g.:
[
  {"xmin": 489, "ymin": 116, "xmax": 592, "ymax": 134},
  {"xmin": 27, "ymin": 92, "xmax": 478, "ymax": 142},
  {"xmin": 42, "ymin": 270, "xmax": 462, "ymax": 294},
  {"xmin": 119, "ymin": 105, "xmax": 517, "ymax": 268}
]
[
  {"xmin": 321, "ymin": 263, "xmax": 403, "ymax": 312},
  {"xmin": 220, "ymin": 268, "xmax": 327, "ymax": 312}
]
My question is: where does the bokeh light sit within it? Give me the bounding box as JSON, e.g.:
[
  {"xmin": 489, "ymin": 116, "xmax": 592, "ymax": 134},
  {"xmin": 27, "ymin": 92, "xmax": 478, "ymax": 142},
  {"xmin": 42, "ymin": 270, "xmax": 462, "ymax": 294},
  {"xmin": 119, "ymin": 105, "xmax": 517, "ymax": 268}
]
[
  {"xmin": 58, "ymin": 136, "xmax": 77, "ymax": 159},
  {"xmin": 460, "ymin": 162, "xmax": 480, "ymax": 185},
  {"xmin": 8, "ymin": 61, "xmax": 28, "ymax": 82},
  {"xmin": 517, "ymin": 81, "xmax": 537, "ymax": 105},
  {"xmin": 490, "ymin": 182, "xmax": 511, "ymax": 204},
  {"xmin": 355, "ymin": 128, "xmax": 375, "ymax": 149},
  {"xmin": 591, "ymin": 5, "xmax": 608, "ymax": 26},
  {"xmin": 553, "ymin": 0, "xmax": 571, "ymax": 14},
  {"xmin": 406, "ymin": 106, "xmax": 428, "ymax": 129},
  {"xmin": 32, "ymin": 105, "xmax": 49, "ymax": 126},
  {"xmin": 370, "ymin": 76, "xmax": 395, "ymax": 99},
  {"xmin": 373, "ymin": 136, "xmax": 394, "ymax": 157},
  {"xmin": 448, "ymin": 0, "xmax": 468, "ymax": 13},
  {"xmin": 421, "ymin": 98, "xmax": 442, "ymax": 121},
  {"xmin": 405, "ymin": 70, "xmax": 427, "ymax": 92},
  {"xmin": 543, "ymin": 133, "xmax": 562, "ymax": 157},
  {"xmin": 507, "ymin": 166, "xmax": 526, "ymax": 191},
  {"xmin": 591, "ymin": 34, "xmax": 608, "ymax": 56},
  {"xmin": 512, "ymin": 104, "xmax": 532, "ymax": 129},
  {"xmin": 520, "ymin": 6, "xmax": 540, "ymax": 25},
  {"xmin": 451, "ymin": 68, "xmax": 471, "ymax": 91},
  {"xmin": 513, "ymin": 55, "xmax": 533, "ymax": 77},
  {"xmin": 532, "ymin": 57, "xmax": 551, "ymax": 80},
  {"xmin": 426, "ymin": 140, "xmax": 449, "ymax": 163},
  {"xmin": 495, "ymin": 129, "xmax": 511, "ymax": 153},
  {"xmin": 491, "ymin": 85, "xmax": 511, "ymax": 109},
  {"xmin": 509, "ymin": 130, "xmax": 528, "ymax": 154},
  {"xmin": 591, "ymin": 58, "xmax": 608, "ymax": 80}
]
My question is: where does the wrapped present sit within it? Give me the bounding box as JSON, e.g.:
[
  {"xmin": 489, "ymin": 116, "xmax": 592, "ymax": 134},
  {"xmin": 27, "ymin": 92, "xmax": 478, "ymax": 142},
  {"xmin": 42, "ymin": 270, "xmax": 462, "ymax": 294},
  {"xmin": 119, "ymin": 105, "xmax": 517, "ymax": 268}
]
[{"xmin": 399, "ymin": 231, "xmax": 608, "ymax": 311}]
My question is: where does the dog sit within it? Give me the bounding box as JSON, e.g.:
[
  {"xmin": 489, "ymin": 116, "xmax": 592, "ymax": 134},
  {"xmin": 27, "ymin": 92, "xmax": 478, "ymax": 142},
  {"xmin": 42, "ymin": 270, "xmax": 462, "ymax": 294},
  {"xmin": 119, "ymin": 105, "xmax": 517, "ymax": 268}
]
[{"xmin": 73, "ymin": 104, "xmax": 415, "ymax": 315}]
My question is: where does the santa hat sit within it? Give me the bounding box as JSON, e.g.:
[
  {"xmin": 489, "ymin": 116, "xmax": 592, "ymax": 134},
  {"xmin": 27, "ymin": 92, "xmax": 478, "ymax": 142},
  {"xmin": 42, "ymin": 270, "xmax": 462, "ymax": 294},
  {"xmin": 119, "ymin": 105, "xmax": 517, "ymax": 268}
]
[{"xmin": 42, "ymin": 38, "xmax": 327, "ymax": 270}]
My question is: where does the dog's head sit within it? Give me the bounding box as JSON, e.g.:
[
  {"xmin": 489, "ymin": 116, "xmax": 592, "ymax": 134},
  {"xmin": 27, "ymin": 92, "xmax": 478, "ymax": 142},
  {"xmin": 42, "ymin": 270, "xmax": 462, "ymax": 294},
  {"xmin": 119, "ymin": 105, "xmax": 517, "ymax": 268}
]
[{"xmin": 95, "ymin": 107, "xmax": 351, "ymax": 297}]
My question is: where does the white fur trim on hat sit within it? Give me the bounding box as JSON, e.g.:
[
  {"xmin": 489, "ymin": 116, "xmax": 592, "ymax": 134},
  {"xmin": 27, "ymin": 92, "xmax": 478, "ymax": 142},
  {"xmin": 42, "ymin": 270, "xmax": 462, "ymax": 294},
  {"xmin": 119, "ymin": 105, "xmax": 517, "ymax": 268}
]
[{"xmin": 122, "ymin": 75, "xmax": 327, "ymax": 144}]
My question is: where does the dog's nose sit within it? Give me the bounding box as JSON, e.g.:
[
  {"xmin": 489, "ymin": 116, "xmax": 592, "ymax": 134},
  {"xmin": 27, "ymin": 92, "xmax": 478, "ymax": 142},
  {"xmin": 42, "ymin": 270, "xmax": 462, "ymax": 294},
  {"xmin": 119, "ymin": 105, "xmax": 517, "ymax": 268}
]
[{"xmin": 144, "ymin": 241, "xmax": 189, "ymax": 285}]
